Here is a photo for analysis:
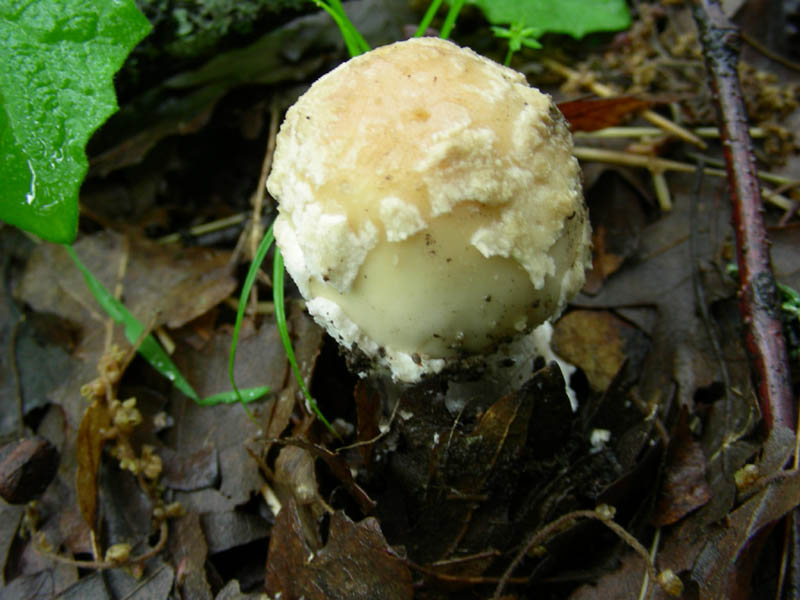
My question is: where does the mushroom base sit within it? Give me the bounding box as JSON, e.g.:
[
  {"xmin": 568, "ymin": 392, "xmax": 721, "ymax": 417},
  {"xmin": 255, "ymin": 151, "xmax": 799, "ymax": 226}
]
[{"xmin": 342, "ymin": 321, "xmax": 578, "ymax": 412}]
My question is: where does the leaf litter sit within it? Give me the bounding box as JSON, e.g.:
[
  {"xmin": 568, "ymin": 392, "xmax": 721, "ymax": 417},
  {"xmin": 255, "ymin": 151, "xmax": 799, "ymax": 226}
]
[{"xmin": 0, "ymin": 1, "xmax": 799, "ymax": 599}]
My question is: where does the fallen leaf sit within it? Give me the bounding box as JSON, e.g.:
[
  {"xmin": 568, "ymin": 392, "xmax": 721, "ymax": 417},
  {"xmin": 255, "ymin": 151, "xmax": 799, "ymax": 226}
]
[
  {"xmin": 169, "ymin": 513, "xmax": 213, "ymax": 600},
  {"xmin": 0, "ymin": 571, "xmax": 54, "ymax": 600},
  {"xmin": 201, "ymin": 511, "xmax": 271, "ymax": 555},
  {"xmin": 8, "ymin": 312, "xmax": 84, "ymax": 426},
  {"xmin": 265, "ymin": 498, "xmax": 412, "ymax": 600},
  {"xmin": 552, "ymin": 309, "xmax": 650, "ymax": 393},
  {"xmin": 693, "ymin": 467, "xmax": 800, "ymax": 598},
  {"xmin": 558, "ymin": 96, "xmax": 654, "ymax": 131},
  {"xmin": 274, "ymin": 446, "xmax": 321, "ymax": 508},
  {"xmin": 115, "ymin": 563, "xmax": 174, "ymax": 600},
  {"xmin": 97, "ymin": 460, "xmax": 153, "ymax": 546},
  {"xmin": 652, "ymin": 410, "xmax": 712, "ymax": 526},
  {"xmin": 277, "ymin": 438, "xmax": 376, "ymax": 515},
  {"xmin": 159, "ymin": 445, "xmax": 219, "ymax": 492},
  {"xmin": 214, "ymin": 579, "xmax": 265, "ymax": 599},
  {"xmin": 0, "ymin": 504, "xmax": 24, "ymax": 585},
  {"xmin": 53, "ymin": 571, "xmax": 111, "ymax": 599},
  {"xmin": 0, "ymin": 437, "xmax": 60, "ymax": 504},
  {"xmin": 576, "ymin": 173, "xmax": 758, "ymax": 449},
  {"xmin": 582, "ymin": 170, "xmax": 652, "ymax": 293},
  {"xmin": 90, "ymin": 0, "xmax": 419, "ymax": 175},
  {"xmin": 18, "ymin": 232, "xmax": 237, "ymax": 338},
  {"xmin": 568, "ymin": 548, "xmax": 656, "ymax": 600}
]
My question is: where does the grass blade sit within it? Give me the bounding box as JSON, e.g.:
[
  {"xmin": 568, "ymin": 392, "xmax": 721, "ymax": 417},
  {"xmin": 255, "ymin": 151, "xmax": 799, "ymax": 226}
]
[
  {"xmin": 65, "ymin": 244, "xmax": 199, "ymax": 401},
  {"xmin": 439, "ymin": 0, "xmax": 465, "ymax": 39},
  {"xmin": 311, "ymin": 0, "xmax": 370, "ymax": 56},
  {"xmin": 273, "ymin": 246, "xmax": 337, "ymax": 434},
  {"xmin": 229, "ymin": 225, "xmax": 274, "ymax": 405},
  {"xmin": 194, "ymin": 386, "xmax": 271, "ymax": 406},
  {"xmin": 68, "ymin": 244, "xmax": 270, "ymax": 406},
  {"xmin": 415, "ymin": 0, "xmax": 445, "ymax": 37}
]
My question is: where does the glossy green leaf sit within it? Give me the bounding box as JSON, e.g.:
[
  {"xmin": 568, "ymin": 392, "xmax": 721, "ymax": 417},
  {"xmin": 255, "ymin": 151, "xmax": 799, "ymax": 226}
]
[
  {"xmin": 0, "ymin": 0, "xmax": 151, "ymax": 243},
  {"xmin": 468, "ymin": 0, "xmax": 630, "ymax": 39}
]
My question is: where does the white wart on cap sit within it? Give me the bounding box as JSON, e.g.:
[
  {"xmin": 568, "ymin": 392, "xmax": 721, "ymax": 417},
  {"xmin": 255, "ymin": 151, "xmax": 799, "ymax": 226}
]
[{"xmin": 267, "ymin": 37, "xmax": 591, "ymax": 383}]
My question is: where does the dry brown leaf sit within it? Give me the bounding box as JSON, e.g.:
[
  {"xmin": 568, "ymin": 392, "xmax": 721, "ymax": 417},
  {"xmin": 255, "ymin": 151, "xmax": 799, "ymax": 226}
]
[
  {"xmin": 652, "ymin": 411, "xmax": 712, "ymax": 527},
  {"xmin": 276, "ymin": 438, "xmax": 376, "ymax": 515},
  {"xmin": 558, "ymin": 96, "xmax": 654, "ymax": 132},
  {"xmin": 265, "ymin": 498, "xmax": 412, "ymax": 600},
  {"xmin": 552, "ymin": 310, "xmax": 649, "ymax": 393},
  {"xmin": 0, "ymin": 437, "xmax": 60, "ymax": 505},
  {"xmin": 274, "ymin": 446, "xmax": 320, "ymax": 508},
  {"xmin": 75, "ymin": 400, "xmax": 111, "ymax": 531},
  {"xmin": 692, "ymin": 467, "xmax": 800, "ymax": 598},
  {"xmin": 582, "ymin": 171, "xmax": 652, "ymax": 294},
  {"xmin": 19, "ymin": 232, "xmax": 237, "ymax": 336}
]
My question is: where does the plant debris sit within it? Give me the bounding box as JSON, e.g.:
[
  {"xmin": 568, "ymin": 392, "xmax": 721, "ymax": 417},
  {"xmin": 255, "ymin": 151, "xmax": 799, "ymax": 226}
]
[{"xmin": 1, "ymin": 1, "xmax": 799, "ymax": 599}]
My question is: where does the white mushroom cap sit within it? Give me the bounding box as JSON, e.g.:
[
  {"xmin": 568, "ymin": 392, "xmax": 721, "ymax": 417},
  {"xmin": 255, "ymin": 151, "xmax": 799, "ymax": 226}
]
[{"xmin": 267, "ymin": 37, "xmax": 591, "ymax": 383}]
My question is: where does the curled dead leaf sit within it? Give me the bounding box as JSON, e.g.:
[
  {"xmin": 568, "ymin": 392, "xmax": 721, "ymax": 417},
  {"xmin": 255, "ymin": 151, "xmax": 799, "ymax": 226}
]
[{"xmin": 76, "ymin": 400, "xmax": 111, "ymax": 531}]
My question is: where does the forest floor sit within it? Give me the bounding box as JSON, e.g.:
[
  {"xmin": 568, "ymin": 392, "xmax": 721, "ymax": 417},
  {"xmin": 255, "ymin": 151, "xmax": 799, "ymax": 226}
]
[{"xmin": 1, "ymin": 1, "xmax": 799, "ymax": 599}]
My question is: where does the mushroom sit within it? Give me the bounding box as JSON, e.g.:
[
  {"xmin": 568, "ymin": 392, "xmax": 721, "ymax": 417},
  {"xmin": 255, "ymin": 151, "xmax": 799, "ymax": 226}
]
[{"xmin": 267, "ymin": 37, "xmax": 591, "ymax": 384}]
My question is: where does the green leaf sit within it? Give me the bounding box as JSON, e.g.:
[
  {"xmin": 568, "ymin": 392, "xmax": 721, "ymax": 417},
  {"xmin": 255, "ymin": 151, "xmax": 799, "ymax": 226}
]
[
  {"xmin": 468, "ymin": 0, "xmax": 630, "ymax": 39},
  {"xmin": 0, "ymin": 0, "xmax": 151, "ymax": 244}
]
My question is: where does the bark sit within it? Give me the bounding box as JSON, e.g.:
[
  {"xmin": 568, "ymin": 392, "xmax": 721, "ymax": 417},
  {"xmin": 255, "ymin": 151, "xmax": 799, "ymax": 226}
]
[{"xmin": 691, "ymin": 0, "xmax": 794, "ymax": 431}]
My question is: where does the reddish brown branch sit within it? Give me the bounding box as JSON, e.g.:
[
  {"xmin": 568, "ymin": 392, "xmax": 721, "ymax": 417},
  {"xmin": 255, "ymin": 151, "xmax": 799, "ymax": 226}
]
[{"xmin": 691, "ymin": 0, "xmax": 794, "ymax": 431}]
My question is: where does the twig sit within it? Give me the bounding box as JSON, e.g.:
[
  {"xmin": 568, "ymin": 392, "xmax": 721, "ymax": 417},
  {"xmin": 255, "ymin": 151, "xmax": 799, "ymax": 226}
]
[
  {"xmin": 492, "ymin": 507, "xmax": 659, "ymax": 600},
  {"xmin": 691, "ymin": 0, "xmax": 794, "ymax": 431},
  {"xmin": 684, "ymin": 151, "xmax": 800, "ymax": 189},
  {"xmin": 223, "ymin": 297, "xmax": 275, "ymax": 315},
  {"xmin": 247, "ymin": 100, "xmax": 281, "ymax": 314},
  {"xmin": 652, "ymin": 170, "xmax": 672, "ymax": 211},
  {"xmin": 336, "ymin": 393, "xmax": 401, "ymax": 452},
  {"xmin": 156, "ymin": 213, "xmax": 247, "ymax": 245},
  {"xmin": 638, "ymin": 528, "xmax": 662, "ymax": 600},
  {"xmin": 573, "ymin": 126, "xmax": 768, "ymax": 139},
  {"xmin": 573, "ymin": 146, "xmax": 795, "ymax": 211},
  {"xmin": 250, "ymin": 99, "xmax": 280, "ymax": 261},
  {"xmin": 407, "ymin": 558, "xmax": 527, "ymax": 585},
  {"xmin": 543, "ymin": 57, "xmax": 707, "ymax": 148},
  {"xmin": 741, "ymin": 30, "xmax": 800, "ymax": 73},
  {"xmin": 34, "ymin": 520, "xmax": 168, "ymax": 569}
]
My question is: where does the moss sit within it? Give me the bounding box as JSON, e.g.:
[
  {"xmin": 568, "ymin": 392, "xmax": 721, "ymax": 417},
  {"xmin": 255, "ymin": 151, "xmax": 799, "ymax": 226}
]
[
  {"xmin": 136, "ymin": 0, "xmax": 308, "ymax": 58},
  {"xmin": 118, "ymin": 0, "xmax": 311, "ymax": 99}
]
